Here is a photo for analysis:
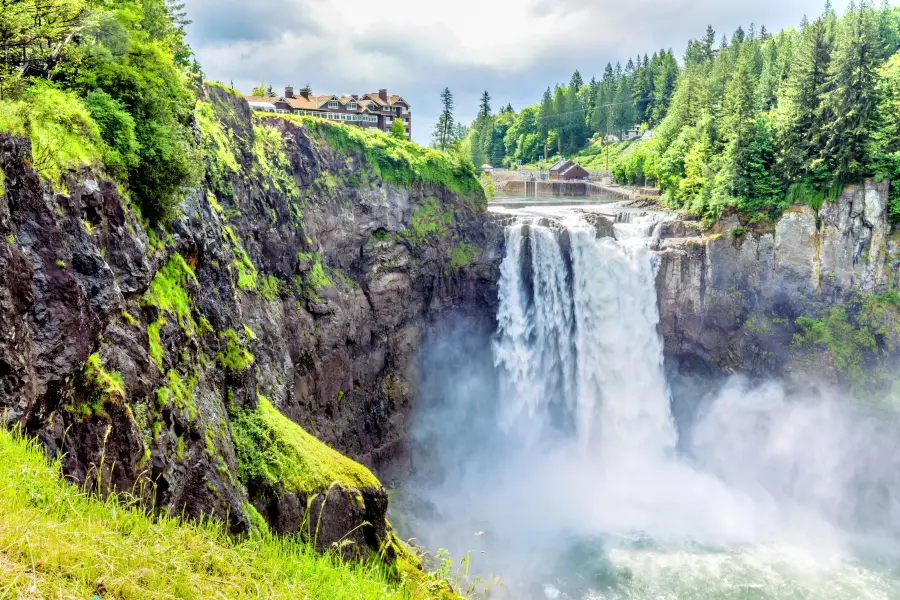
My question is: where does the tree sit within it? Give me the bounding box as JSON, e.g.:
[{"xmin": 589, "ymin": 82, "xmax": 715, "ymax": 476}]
[
  {"xmin": 265, "ymin": 84, "xmax": 276, "ymax": 97},
  {"xmin": 570, "ymin": 70, "xmax": 584, "ymax": 92},
  {"xmin": 252, "ymin": 81, "xmax": 267, "ymax": 96},
  {"xmin": 868, "ymin": 50, "xmax": 900, "ymax": 220},
  {"xmin": 774, "ymin": 8, "xmax": 836, "ymax": 183},
  {"xmin": 432, "ymin": 87, "xmax": 456, "ymax": 150},
  {"xmin": 719, "ymin": 46, "xmax": 760, "ymax": 199},
  {"xmin": 390, "ymin": 118, "xmax": 406, "ymax": 139},
  {"xmin": 824, "ymin": 0, "xmax": 881, "ymax": 184},
  {"xmin": 478, "ymin": 91, "xmax": 492, "ymax": 119}
]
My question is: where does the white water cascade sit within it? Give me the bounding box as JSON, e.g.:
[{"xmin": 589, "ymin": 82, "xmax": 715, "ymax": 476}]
[
  {"xmin": 494, "ymin": 214, "xmax": 675, "ymax": 456},
  {"xmin": 409, "ymin": 208, "xmax": 900, "ymax": 600}
]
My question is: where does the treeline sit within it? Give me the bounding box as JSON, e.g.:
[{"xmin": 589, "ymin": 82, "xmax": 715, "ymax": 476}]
[
  {"xmin": 455, "ymin": 49, "xmax": 681, "ymax": 168},
  {"xmin": 616, "ymin": 1, "xmax": 900, "ymax": 221},
  {"xmin": 453, "ymin": 1, "xmax": 900, "ymax": 221},
  {"xmin": 0, "ymin": 0, "xmax": 200, "ymax": 223}
]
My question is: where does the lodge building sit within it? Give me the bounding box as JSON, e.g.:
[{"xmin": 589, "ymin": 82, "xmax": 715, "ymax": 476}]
[{"xmin": 244, "ymin": 86, "xmax": 411, "ymax": 139}]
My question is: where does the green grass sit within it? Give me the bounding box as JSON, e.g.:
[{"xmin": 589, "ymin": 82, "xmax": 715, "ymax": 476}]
[
  {"xmin": 0, "ymin": 427, "xmax": 450, "ymax": 599},
  {"xmin": 275, "ymin": 115, "xmax": 481, "ymax": 197},
  {"xmin": 231, "ymin": 396, "xmax": 380, "ymax": 495}
]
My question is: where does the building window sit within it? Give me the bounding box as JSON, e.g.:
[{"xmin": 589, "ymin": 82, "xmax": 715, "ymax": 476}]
[
  {"xmin": 348, "ymin": 102, "xmax": 358, "ymax": 110},
  {"xmin": 327, "ymin": 100, "xmax": 338, "ymax": 109},
  {"xmin": 276, "ymin": 108, "xmax": 288, "ymax": 114}
]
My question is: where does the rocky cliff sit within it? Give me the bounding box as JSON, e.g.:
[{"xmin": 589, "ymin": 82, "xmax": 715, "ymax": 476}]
[
  {"xmin": 0, "ymin": 84, "xmax": 501, "ymax": 556},
  {"xmin": 655, "ymin": 180, "xmax": 900, "ymax": 387}
]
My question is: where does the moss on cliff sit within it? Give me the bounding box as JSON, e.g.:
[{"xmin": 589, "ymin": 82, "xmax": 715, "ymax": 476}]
[
  {"xmin": 231, "ymin": 396, "xmax": 380, "ymax": 495},
  {"xmin": 794, "ymin": 291, "xmax": 900, "ymax": 393},
  {"xmin": 280, "ymin": 116, "xmax": 481, "ymax": 197}
]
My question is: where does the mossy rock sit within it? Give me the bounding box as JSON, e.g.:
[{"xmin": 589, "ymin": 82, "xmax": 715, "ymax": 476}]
[{"xmin": 231, "ymin": 396, "xmax": 388, "ymax": 559}]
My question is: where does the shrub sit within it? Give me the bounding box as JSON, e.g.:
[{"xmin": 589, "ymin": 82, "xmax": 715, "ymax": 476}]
[
  {"xmin": 84, "ymin": 89, "xmax": 140, "ymax": 180},
  {"xmin": 0, "ymin": 82, "xmax": 106, "ymax": 186}
]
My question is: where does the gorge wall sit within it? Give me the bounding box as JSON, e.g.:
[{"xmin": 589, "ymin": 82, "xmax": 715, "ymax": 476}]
[
  {"xmin": 0, "ymin": 84, "xmax": 501, "ymax": 555},
  {"xmin": 654, "ymin": 180, "xmax": 900, "ymax": 386}
]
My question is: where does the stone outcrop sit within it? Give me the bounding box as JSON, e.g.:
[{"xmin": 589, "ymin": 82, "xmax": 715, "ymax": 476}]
[
  {"xmin": 0, "ymin": 84, "xmax": 503, "ymax": 555},
  {"xmin": 654, "ymin": 180, "xmax": 896, "ymax": 378}
]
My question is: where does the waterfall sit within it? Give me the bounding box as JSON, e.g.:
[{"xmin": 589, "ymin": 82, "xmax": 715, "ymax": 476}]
[{"xmin": 494, "ymin": 214, "xmax": 675, "ymax": 455}]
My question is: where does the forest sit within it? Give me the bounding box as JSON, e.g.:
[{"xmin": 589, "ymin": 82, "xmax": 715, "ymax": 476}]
[{"xmin": 454, "ymin": 1, "xmax": 900, "ymax": 222}]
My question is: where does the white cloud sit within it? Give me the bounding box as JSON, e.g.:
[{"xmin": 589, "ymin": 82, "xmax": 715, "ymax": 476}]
[{"xmin": 185, "ymin": 0, "xmax": 853, "ymax": 145}]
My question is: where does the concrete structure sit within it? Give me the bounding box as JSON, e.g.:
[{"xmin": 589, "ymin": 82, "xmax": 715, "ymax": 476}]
[{"xmin": 244, "ymin": 86, "xmax": 411, "ymax": 139}]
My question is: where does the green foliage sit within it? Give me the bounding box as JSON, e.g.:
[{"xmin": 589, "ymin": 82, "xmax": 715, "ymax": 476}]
[
  {"xmin": 0, "ymin": 427, "xmax": 444, "ymax": 599},
  {"xmin": 252, "ymin": 122, "xmax": 300, "ymax": 198},
  {"xmin": 294, "ymin": 117, "xmax": 480, "ymax": 196},
  {"xmin": 141, "ymin": 253, "xmax": 198, "ymax": 368},
  {"xmin": 230, "ymin": 395, "xmax": 381, "ymax": 495},
  {"xmin": 449, "ymin": 242, "xmax": 482, "ymax": 270},
  {"xmin": 141, "ymin": 253, "xmax": 197, "ymax": 330},
  {"xmin": 0, "ymin": 83, "xmax": 106, "ymax": 186},
  {"xmin": 216, "ymin": 329, "xmax": 255, "ymax": 373},
  {"xmin": 405, "ymin": 197, "xmax": 451, "ymax": 244},
  {"xmin": 390, "ymin": 118, "xmax": 406, "ymax": 140},
  {"xmin": 869, "ymin": 51, "xmax": 900, "ymax": 222},
  {"xmin": 794, "ymin": 304, "xmax": 881, "ymax": 389},
  {"xmin": 731, "ymin": 226, "xmax": 746, "ymax": 237},
  {"xmin": 84, "ymin": 89, "xmax": 140, "ymax": 179},
  {"xmin": 195, "ymin": 100, "xmax": 239, "ymax": 195}
]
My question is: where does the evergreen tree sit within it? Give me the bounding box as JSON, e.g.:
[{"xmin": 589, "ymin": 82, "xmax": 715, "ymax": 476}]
[
  {"xmin": 432, "ymin": 87, "xmax": 456, "ymax": 151},
  {"xmin": 478, "ymin": 90, "xmax": 492, "ymax": 119},
  {"xmin": 539, "ymin": 87, "xmax": 554, "ymax": 141},
  {"xmin": 719, "ymin": 46, "xmax": 761, "ymax": 199},
  {"xmin": 570, "ymin": 70, "xmax": 584, "ymax": 91},
  {"xmin": 824, "ymin": 0, "xmax": 881, "ymax": 183},
  {"xmin": 774, "ymin": 8, "xmax": 836, "ymax": 182}
]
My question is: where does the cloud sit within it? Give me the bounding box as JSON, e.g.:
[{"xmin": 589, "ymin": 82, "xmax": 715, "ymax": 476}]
[{"xmin": 184, "ymin": 0, "xmax": 852, "ymax": 145}]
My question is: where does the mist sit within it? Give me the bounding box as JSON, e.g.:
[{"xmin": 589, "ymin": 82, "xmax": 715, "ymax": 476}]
[{"xmin": 395, "ymin": 214, "xmax": 900, "ymax": 599}]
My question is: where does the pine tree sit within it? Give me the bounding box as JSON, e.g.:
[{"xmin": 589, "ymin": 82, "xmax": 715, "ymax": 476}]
[
  {"xmin": 570, "ymin": 70, "xmax": 584, "ymax": 91},
  {"xmin": 432, "ymin": 87, "xmax": 456, "ymax": 151},
  {"xmin": 478, "ymin": 90, "xmax": 492, "ymax": 119},
  {"xmin": 774, "ymin": 8, "xmax": 836, "ymax": 182},
  {"xmin": 265, "ymin": 84, "xmax": 275, "ymax": 97},
  {"xmin": 824, "ymin": 0, "xmax": 881, "ymax": 183},
  {"xmin": 719, "ymin": 46, "xmax": 761, "ymax": 199},
  {"xmin": 538, "ymin": 87, "xmax": 553, "ymax": 137}
]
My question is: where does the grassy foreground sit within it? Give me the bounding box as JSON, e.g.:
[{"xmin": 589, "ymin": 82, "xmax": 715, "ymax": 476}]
[{"xmin": 0, "ymin": 427, "xmax": 443, "ymax": 599}]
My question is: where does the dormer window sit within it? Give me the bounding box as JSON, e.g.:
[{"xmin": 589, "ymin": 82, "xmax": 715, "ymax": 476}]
[
  {"xmin": 327, "ymin": 100, "xmax": 339, "ymax": 109},
  {"xmin": 348, "ymin": 102, "xmax": 358, "ymax": 110}
]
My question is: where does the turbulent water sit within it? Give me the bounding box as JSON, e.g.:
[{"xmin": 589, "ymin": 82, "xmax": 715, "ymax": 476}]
[{"xmin": 407, "ymin": 210, "xmax": 900, "ymax": 600}]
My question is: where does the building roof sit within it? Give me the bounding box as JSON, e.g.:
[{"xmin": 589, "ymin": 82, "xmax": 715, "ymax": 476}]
[
  {"xmin": 549, "ymin": 159, "xmax": 574, "ymax": 172},
  {"xmin": 244, "ymin": 91, "xmax": 410, "ymax": 113},
  {"xmin": 560, "ymin": 163, "xmax": 587, "ymax": 177}
]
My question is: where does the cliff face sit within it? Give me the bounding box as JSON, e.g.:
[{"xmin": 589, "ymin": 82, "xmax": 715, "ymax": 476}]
[
  {"xmin": 0, "ymin": 84, "xmax": 501, "ymax": 554},
  {"xmin": 655, "ymin": 180, "xmax": 898, "ymax": 380}
]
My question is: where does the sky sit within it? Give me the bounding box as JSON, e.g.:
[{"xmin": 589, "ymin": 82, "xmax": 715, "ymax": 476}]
[{"xmin": 184, "ymin": 0, "xmax": 858, "ymax": 146}]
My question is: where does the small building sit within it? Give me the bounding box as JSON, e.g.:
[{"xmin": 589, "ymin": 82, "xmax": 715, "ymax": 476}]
[
  {"xmin": 549, "ymin": 159, "xmax": 589, "ymax": 181},
  {"xmin": 480, "ymin": 164, "xmax": 493, "ymax": 172}
]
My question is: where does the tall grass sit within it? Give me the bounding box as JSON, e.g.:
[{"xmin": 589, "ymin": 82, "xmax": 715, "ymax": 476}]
[{"xmin": 0, "ymin": 427, "xmax": 445, "ymax": 599}]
